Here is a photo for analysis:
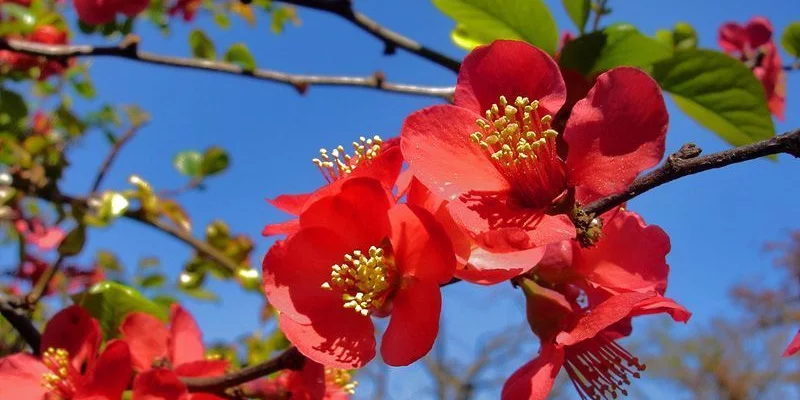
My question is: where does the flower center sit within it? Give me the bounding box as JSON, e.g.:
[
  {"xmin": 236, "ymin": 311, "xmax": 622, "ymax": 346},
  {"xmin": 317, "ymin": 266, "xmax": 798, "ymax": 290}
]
[
  {"xmin": 41, "ymin": 347, "xmax": 79, "ymax": 399},
  {"xmin": 325, "ymin": 368, "xmax": 358, "ymax": 394},
  {"xmin": 563, "ymin": 335, "xmax": 645, "ymax": 400},
  {"xmin": 321, "ymin": 246, "xmax": 394, "ymax": 316},
  {"xmin": 470, "ymin": 96, "xmax": 566, "ymax": 208},
  {"xmin": 312, "ymin": 135, "xmax": 383, "ymax": 183}
]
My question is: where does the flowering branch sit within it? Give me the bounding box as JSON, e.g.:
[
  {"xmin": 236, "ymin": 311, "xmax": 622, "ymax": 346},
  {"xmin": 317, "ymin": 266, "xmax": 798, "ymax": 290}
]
[
  {"xmin": 182, "ymin": 346, "xmax": 306, "ymax": 393},
  {"xmin": 276, "ymin": 0, "xmax": 462, "ymax": 72},
  {"xmin": 583, "ymin": 128, "xmax": 800, "ymax": 217},
  {"xmin": 9, "ymin": 175, "xmax": 243, "ymax": 274},
  {"xmin": 0, "ymin": 37, "xmax": 455, "ymax": 101}
]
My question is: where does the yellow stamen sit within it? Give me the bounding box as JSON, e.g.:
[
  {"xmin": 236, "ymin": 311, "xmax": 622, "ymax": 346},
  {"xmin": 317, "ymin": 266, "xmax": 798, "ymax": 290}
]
[
  {"xmin": 321, "ymin": 246, "xmax": 392, "ymax": 316},
  {"xmin": 326, "ymin": 368, "xmax": 358, "ymax": 395},
  {"xmin": 41, "ymin": 347, "xmax": 77, "ymax": 396},
  {"xmin": 312, "ymin": 135, "xmax": 383, "ymax": 182}
]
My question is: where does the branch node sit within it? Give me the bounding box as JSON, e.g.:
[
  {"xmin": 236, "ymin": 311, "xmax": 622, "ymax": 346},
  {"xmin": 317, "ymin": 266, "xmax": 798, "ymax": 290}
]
[
  {"xmin": 119, "ymin": 34, "xmax": 140, "ymax": 56},
  {"xmin": 382, "ymin": 42, "xmax": 397, "ymax": 55},
  {"xmin": 372, "ymin": 71, "xmax": 385, "ymax": 88}
]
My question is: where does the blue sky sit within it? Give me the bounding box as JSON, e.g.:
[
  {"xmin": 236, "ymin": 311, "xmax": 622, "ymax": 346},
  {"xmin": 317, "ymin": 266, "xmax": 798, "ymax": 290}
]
[{"xmin": 6, "ymin": 0, "xmax": 800, "ymax": 398}]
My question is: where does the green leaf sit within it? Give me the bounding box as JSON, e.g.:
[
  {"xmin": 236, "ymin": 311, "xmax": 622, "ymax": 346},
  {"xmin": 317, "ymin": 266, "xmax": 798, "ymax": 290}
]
[
  {"xmin": 652, "ymin": 49, "xmax": 775, "ymax": 147},
  {"xmin": 270, "ymin": 6, "xmax": 298, "ymax": 34},
  {"xmin": 672, "ymin": 22, "xmax": 698, "ymax": 50},
  {"xmin": 433, "ymin": 0, "xmax": 558, "ymax": 54},
  {"xmin": 0, "ymin": 89, "xmax": 28, "ymax": 134},
  {"xmin": 213, "ymin": 12, "xmax": 231, "ymax": 29},
  {"xmin": 181, "ymin": 287, "xmax": 219, "ymax": 302},
  {"xmin": 0, "ymin": 4, "xmax": 36, "ymax": 32},
  {"xmin": 137, "ymin": 273, "xmax": 167, "ymax": 289},
  {"xmin": 562, "ymin": 0, "xmax": 590, "ymax": 34},
  {"xmin": 559, "ymin": 24, "xmax": 672, "ymax": 76},
  {"xmin": 781, "ymin": 22, "xmax": 800, "ymax": 58},
  {"xmin": 189, "ymin": 29, "xmax": 216, "ymax": 60},
  {"xmin": 23, "ymin": 136, "xmax": 49, "ymax": 155},
  {"xmin": 201, "ymin": 146, "xmax": 230, "ymax": 176},
  {"xmin": 71, "ymin": 77, "xmax": 96, "ymax": 99},
  {"xmin": 58, "ymin": 225, "xmax": 86, "ymax": 256},
  {"xmin": 72, "ymin": 281, "xmax": 167, "ymax": 339},
  {"xmin": 173, "ymin": 151, "xmax": 203, "ymax": 178},
  {"xmin": 223, "ymin": 43, "xmax": 256, "ymax": 71},
  {"xmin": 96, "ymin": 250, "xmax": 122, "ymax": 271}
]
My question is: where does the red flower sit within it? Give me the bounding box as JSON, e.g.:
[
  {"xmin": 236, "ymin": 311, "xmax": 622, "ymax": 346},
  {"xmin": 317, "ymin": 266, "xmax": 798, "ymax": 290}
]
[
  {"xmin": 401, "ymin": 40, "xmax": 667, "ymax": 274},
  {"xmin": 121, "ymin": 304, "xmax": 228, "ymax": 399},
  {"xmin": 536, "ymin": 209, "xmax": 670, "ymax": 297},
  {"xmin": 0, "ymin": 305, "xmax": 133, "ymax": 399},
  {"xmin": 502, "ymin": 283, "xmax": 690, "ymax": 400},
  {"xmin": 1, "ymin": 25, "xmax": 71, "ymax": 80},
  {"xmin": 73, "ymin": 0, "xmax": 149, "ymax": 25},
  {"xmin": 168, "ymin": 0, "xmax": 202, "ymax": 22},
  {"xmin": 784, "ymin": 329, "xmax": 800, "ymax": 357},
  {"xmin": 718, "ymin": 17, "xmax": 786, "ymax": 119},
  {"xmin": 263, "ymin": 177, "xmax": 455, "ymax": 368},
  {"xmin": 243, "ymin": 360, "xmax": 355, "ymax": 400},
  {"xmin": 15, "ymin": 217, "xmax": 65, "ymax": 251},
  {"xmin": 15, "ymin": 255, "xmax": 103, "ymax": 297},
  {"xmin": 263, "ymin": 136, "xmax": 403, "ymax": 237}
]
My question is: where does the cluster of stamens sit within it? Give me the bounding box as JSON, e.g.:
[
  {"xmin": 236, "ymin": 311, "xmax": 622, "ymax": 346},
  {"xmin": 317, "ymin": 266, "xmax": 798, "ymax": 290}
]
[
  {"xmin": 326, "ymin": 368, "xmax": 358, "ymax": 395},
  {"xmin": 469, "ymin": 96, "xmax": 558, "ymax": 166},
  {"xmin": 564, "ymin": 336, "xmax": 646, "ymax": 400},
  {"xmin": 469, "ymin": 96, "xmax": 565, "ymax": 207},
  {"xmin": 321, "ymin": 246, "xmax": 392, "ymax": 316},
  {"xmin": 312, "ymin": 135, "xmax": 383, "ymax": 183},
  {"xmin": 41, "ymin": 347, "xmax": 77, "ymax": 398}
]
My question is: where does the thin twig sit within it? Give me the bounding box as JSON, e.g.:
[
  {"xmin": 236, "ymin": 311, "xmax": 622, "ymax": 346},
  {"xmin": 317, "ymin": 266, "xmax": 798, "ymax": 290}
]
[
  {"xmin": 0, "ymin": 294, "xmax": 41, "ymax": 354},
  {"xmin": 182, "ymin": 347, "xmax": 305, "ymax": 393},
  {"xmin": 25, "ymin": 255, "xmax": 66, "ymax": 305},
  {"xmin": 591, "ymin": 0, "xmax": 610, "ymax": 32},
  {"xmin": 158, "ymin": 179, "xmax": 203, "ymax": 197},
  {"xmin": 277, "ymin": 0, "xmax": 461, "ymax": 72},
  {"xmin": 784, "ymin": 61, "xmax": 800, "ymax": 71},
  {"xmin": 0, "ymin": 38, "xmax": 455, "ymax": 101},
  {"xmin": 584, "ymin": 128, "xmax": 800, "ymax": 216},
  {"xmin": 90, "ymin": 126, "xmax": 141, "ymax": 193}
]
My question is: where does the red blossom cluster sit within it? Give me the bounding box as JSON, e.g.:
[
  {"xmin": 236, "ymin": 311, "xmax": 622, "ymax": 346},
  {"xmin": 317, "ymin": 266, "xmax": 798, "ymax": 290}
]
[
  {"xmin": 0, "ymin": 25, "xmax": 71, "ymax": 80},
  {"xmin": 73, "ymin": 0, "xmax": 149, "ymax": 25},
  {"xmin": 718, "ymin": 16, "xmax": 787, "ymax": 119},
  {"xmin": 260, "ymin": 40, "xmax": 692, "ymax": 399}
]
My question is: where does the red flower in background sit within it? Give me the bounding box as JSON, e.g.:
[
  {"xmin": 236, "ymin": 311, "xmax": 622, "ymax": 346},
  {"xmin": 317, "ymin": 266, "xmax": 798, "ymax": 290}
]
[
  {"xmin": 14, "ymin": 255, "xmax": 104, "ymax": 297},
  {"xmin": 719, "ymin": 17, "xmax": 786, "ymax": 119},
  {"xmin": 503, "ymin": 284, "xmax": 690, "ymax": 400},
  {"xmin": 14, "ymin": 216, "xmax": 65, "ymax": 251},
  {"xmin": 243, "ymin": 360, "xmax": 355, "ymax": 400},
  {"xmin": 784, "ymin": 329, "xmax": 800, "ymax": 357},
  {"xmin": 0, "ymin": 25, "xmax": 72, "ymax": 80},
  {"xmin": 263, "ymin": 177, "xmax": 455, "ymax": 368},
  {"xmin": 401, "ymin": 40, "xmax": 668, "ymax": 276},
  {"xmin": 0, "ymin": 305, "xmax": 132, "ymax": 399},
  {"xmin": 168, "ymin": 0, "xmax": 202, "ymax": 22},
  {"xmin": 121, "ymin": 304, "xmax": 228, "ymax": 399},
  {"xmin": 263, "ymin": 135, "xmax": 403, "ymax": 237},
  {"xmin": 73, "ymin": 0, "xmax": 149, "ymax": 25}
]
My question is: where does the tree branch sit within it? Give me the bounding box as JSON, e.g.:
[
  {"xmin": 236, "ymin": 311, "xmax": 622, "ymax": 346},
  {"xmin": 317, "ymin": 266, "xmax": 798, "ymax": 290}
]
[
  {"xmin": 25, "ymin": 254, "xmax": 66, "ymax": 305},
  {"xmin": 90, "ymin": 126, "xmax": 141, "ymax": 194},
  {"xmin": 10, "ymin": 175, "xmax": 243, "ymax": 274},
  {"xmin": 0, "ymin": 294, "xmax": 40, "ymax": 355},
  {"xmin": 277, "ymin": 0, "xmax": 462, "ymax": 72},
  {"xmin": 0, "ymin": 37, "xmax": 454, "ymax": 101},
  {"xmin": 584, "ymin": 128, "xmax": 800, "ymax": 217},
  {"xmin": 182, "ymin": 347, "xmax": 305, "ymax": 393}
]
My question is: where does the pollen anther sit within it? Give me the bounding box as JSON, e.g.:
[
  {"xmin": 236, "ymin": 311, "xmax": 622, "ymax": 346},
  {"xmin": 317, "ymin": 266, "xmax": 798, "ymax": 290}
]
[
  {"xmin": 312, "ymin": 135, "xmax": 383, "ymax": 183},
  {"xmin": 321, "ymin": 245, "xmax": 392, "ymax": 316}
]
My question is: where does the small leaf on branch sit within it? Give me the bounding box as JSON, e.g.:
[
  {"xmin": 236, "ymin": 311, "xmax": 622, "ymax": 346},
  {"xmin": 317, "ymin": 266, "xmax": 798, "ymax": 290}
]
[
  {"xmin": 781, "ymin": 21, "xmax": 800, "ymax": 58},
  {"xmin": 223, "ymin": 44, "xmax": 257, "ymax": 71},
  {"xmin": 58, "ymin": 225, "xmax": 86, "ymax": 256},
  {"xmin": 562, "ymin": 0, "xmax": 591, "ymax": 34},
  {"xmin": 200, "ymin": 146, "xmax": 230, "ymax": 176},
  {"xmin": 72, "ymin": 281, "xmax": 167, "ymax": 339},
  {"xmin": 173, "ymin": 150, "xmax": 203, "ymax": 178},
  {"xmin": 189, "ymin": 29, "xmax": 216, "ymax": 60}
]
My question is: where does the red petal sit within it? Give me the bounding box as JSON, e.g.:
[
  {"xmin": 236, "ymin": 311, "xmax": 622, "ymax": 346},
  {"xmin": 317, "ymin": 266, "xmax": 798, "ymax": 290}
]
[
  {"xmin": 628, "ymin": 295, "xmax": 692, "ymax": 323},
  {"xmin": 285, "ymin": 360, "xmax": 326, "ymax": 400},
  {"xmin": 501, "ymin": 345, "xmax": 565, "ymax": 400},
  {"xmin": 261, "ymin": 219, "xmax": 301, "ymax": 237},
  {"xmin": 132, "ymin": 369, "xmax": 189, "ymax": 400},
  {"xmin": 718, "ymin": 22, "xmax": 746, "ymax": 53},
  {"xmin": 401, "ymin": 104, "xmax": 510, "ymax": 201},
  {"xmin": 41, "ymin": 305, "xmax": 101, "ymax": 372},
  {"xmin": 565, "ymin": 67, "xmax": 668, "ymax": 204},
  {"xmin": 120, "ymin": 312, "xmax": 170, "ymax": 371},
  {"xmin": 299, "ymin": 177, "xmax": 392, "ymax": 247},
  {"xmin": 380, "ymin": 278, "xmax": 441, "ymax": 366},
  {"xmin": 455, "ymin": 40, "xmax": 566, "ymax": 117},
  {"xmin": 169, "ymin": 305, "xmax": 205, "ymax": 366},
  {"xmin": 279, "ymin": 312, "xmax": 376, "ymax": 369},
  {"xmin": 268, "ymin": 193, "xmax": 311, "ymax": 216},
  {"xmin": 783, "ymin": 330, "xmax": 800, "ymax": 357},
  {"xmin": 173, "ymin": 360, "xmax": 229, "ymax": 378},
  {"xmin": 263, "ymin": 228, "xmax": 351, "ymax": 324},
  {"xmin": 447, "ymin": 200, "xmax": 575, "ymax": 251},
  {"xmin": 188, "ymin": 394, "xmax": 226, "ymax": 400},
  {"xmin": 78, "ymin": 340, "xmax": 133, "ymax": 400},
  {"xmin": 573, "ymin": 210, "xmax": 670, "ymax": 294},
  {"xmin": 389, "ymin": 204, "xmax": 455, "ymax": 283},
  {"xmin": 556, "ymin": 292, "xmax": 652, "ymax": 346},
  {"xmin": 745, "ymin": 17, "xmax": 773, "ymax": 49},
  {"xmin": 455, "ymin": 246, "xmax": 546, "ymax": 285},
  {"xmin": 0, "ymin": 353, "xmax": 49, "ymax": 399}
]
